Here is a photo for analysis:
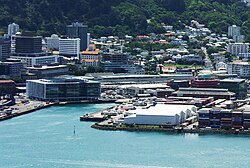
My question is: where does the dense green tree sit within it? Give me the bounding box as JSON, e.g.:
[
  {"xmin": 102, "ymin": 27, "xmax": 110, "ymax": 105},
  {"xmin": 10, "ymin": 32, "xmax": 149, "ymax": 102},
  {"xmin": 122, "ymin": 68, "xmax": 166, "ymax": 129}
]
[{"xmin": 0, "ymin": 0, "xmax": 249, "ymax": 41}]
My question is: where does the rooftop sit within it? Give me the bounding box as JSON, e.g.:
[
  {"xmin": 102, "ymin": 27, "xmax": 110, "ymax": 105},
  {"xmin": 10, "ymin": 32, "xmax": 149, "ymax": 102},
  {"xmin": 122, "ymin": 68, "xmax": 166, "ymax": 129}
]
[{"xmin": 128, "ymin": 104, "xmax": 196, "ymax": 116}]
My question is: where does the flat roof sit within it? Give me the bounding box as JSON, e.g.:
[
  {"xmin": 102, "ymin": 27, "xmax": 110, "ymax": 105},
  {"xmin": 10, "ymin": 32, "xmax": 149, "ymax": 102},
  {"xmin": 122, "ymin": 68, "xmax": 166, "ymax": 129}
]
[
  {"xmin": 220, "ymin": 78, "xmax": 245, "ymax": 83},
  {"xmin": 118, "ymin": 83, "xmax": 169, "ymax": 89},
  {"xmin": 26, "ymin": 65, "xmax": 67, "ymax": 70},
  {"xmin": 0, "ymin": 80, "xmax": 15, "ymax": 83},
  {"xmin": 128, "ymin": 104, "xmax": 195, "ymax": 116}
]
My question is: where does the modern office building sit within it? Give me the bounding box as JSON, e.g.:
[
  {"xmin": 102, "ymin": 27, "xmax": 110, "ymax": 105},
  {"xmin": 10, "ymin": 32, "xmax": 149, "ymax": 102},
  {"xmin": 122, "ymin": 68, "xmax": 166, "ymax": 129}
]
[
  {"xmin": 0, "ymin": 38, "xmax": 11, "ymax": 61},
  {"xmin": 15, "ymin": 32, "xmax": 42, "ymax": 54},
  {"xmin": 26, "ymin": 77, "xmax": 101, "ymax": 101},
  {"xmin": 7, "ymin": 23, "xmax": 19, "ymax": 37},
  {"xmin": 219, "ymin": 78, "xmax": 247, "ymax": 99},
  {"xmin": 66, "ymin": 22, "xmax": 88, "ymax": 51},
  {"xmin": 227, "ymin": 43, "xmax": 249, "ymax": 56},
  {"xmin": 45, "ymin": 34, "xmax": 60, "ymax": 50},
  {"xmin": 11, "ymin": 32, "xmax": 58, "ymax": 67},
  {"xmin": 0, "ymin": 59, "xmax": 23, "ymax": 78},
  {"xmin": 59, "ymin": 38, "xmax": 80, "ymax": 59}
]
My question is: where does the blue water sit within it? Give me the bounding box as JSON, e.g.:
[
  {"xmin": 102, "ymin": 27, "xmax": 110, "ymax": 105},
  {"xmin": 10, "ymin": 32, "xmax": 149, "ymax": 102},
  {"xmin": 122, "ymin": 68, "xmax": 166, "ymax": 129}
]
[{"xmin": 1, "ymin": 103, "xmax": 250, "ymax": 168}]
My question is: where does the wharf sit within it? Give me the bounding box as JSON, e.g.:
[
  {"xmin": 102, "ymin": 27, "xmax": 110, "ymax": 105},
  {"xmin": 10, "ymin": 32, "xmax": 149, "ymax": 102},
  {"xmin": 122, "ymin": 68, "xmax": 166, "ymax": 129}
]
[
  {"xmin": 0, "ymin": 102, "xmax": 55, "ymax": 122},
  {"xmin": 80, "ymin": 105, "xmax": 117, "ymax": 122},
  {"xmin": 59, "ymin": 99, "xmax": 117, "ymax": 105},
  {"xmin": 91, "ymin": 123, "xmax": 250, "ymax": 135}
]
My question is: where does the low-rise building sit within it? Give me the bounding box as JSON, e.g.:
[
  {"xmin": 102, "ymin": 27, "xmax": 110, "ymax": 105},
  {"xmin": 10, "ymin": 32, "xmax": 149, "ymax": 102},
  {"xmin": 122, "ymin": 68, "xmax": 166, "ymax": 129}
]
[
  {"xmin": 81, "ymin": 44, "xmax": 101, "ymax": 67},
  {"xmin": 11, "ymin": 53, "xmax": 59, "ymax": 67},
  {"xmin": 26, "ymin": 64, "xmax": 69, "ymax": 78},
  {"xmin": 172, "ymin": 87, "xmax": 235, "ymax": 100},
  {"xmin": 124, "ymin": 104, "xmax": 197, "ymax": 126},
  {"xmin": 26, "ymin": 77, "xmax": 100, "ymax": 101}
]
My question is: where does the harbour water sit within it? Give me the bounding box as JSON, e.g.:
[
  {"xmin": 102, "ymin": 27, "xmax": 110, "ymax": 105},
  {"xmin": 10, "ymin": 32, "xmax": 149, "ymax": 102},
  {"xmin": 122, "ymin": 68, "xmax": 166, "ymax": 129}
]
[{"xmin": 1, "ymin": 103, "xmax": 250, "ymax": 168}]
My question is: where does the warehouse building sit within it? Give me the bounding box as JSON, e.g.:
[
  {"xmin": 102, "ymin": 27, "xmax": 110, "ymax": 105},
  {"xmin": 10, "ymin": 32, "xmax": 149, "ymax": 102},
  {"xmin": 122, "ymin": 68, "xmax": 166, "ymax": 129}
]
[{"xmin": 124, "ymin": 104, "xmax": 197, "ymax": 126}]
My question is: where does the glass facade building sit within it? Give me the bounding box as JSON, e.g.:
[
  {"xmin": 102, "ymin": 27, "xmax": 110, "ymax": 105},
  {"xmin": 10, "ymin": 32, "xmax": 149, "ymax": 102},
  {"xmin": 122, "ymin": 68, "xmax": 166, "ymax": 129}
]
[{"xmin": 26, "ymin": 77, "xmax": 100, "ymax": 101}]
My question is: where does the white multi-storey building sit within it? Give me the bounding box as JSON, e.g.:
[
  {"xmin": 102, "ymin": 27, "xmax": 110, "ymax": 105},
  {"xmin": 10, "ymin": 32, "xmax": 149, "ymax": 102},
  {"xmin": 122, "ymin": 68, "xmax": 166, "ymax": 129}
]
[
  {"xmin": 228, "ymin": 25, "xmax": 241, "ymax": 37},
  {"xmin": 11, "ymin": 53, "xmax": 59, "ymax": 67},
  {"xmin": 59, "ymin": 38, "xmax": 80, "ymax": 59},
  {"xmin": 45, "ymin": 34, "xmax": 60, "ymax": 50},
  {"xmin": 227, "ymin": 43, "xmax": 249, "ymax": 56},
  {"xmin": 7, "ymin": 23, "xmax": 19, "ymax": 37},
  {"xmin": 227, "ymin": 61, "xmax": 250, "ymax": 78}
]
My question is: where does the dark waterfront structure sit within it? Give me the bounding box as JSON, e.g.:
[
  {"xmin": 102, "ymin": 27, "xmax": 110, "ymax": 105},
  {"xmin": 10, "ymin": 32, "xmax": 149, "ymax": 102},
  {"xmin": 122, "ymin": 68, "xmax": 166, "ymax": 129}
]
[
  {"xmin": 66, "ymin": 22, "xmax": 88, "ymax": 51},
  {"xmin": 0, "ymin": 80, "xmax": 16, "ymax": 96},
  {"xmin": 219, "ymin": 79, "xmax": 247, "ymax": 100},
  {"xmin": 26, "ymin": 77, "xmax": 101, "ymax": 101},
  {"xmin": 0, "ymin": 38, "xmax": 11, "ymax": 61},
  {"xmin": 0, "ymin": 59, "xmax": 23, "ymax": 77}
]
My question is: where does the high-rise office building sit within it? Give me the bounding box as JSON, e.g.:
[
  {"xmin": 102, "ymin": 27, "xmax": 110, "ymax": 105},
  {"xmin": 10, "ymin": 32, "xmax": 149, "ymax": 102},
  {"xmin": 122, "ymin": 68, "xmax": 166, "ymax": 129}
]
[
  {"xmin": 59, "ymin": 38, "xmax": 80, "ymax": 59},
  {"xmin": 45, "ymin": 34, "xmax": 60, "ymax": 50},
  {"xmin": 66, "ymin": 22, "xmax": 88, "ymax": 51},
  {"xmin": 0, "ymin": 37, "xmax": 11, "ymax": 61},
  {"xmin": 15, "ymin": 32, "xmax": 42, "ymax": 53},
  {"xmin": 8, "ymin": 23, "xmax": 20, "ymax": 37},
  {"xmin": 11, "ymin": 32, "xmax": 58, "ymax": 67}
]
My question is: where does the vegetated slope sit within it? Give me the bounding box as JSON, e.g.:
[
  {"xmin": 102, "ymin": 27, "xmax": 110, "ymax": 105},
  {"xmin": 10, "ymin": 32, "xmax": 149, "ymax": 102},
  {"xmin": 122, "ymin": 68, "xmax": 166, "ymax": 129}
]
[{"xmin": 0, "ymin": 0, "xmax": 249, "ymax": 40}]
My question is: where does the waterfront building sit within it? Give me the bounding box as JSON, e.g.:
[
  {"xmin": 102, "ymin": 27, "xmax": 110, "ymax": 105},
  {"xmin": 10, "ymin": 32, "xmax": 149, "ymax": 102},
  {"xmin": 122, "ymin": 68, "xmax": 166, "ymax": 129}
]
[
  {"xmin": 0, "ymin": 59, "xmax": 23, "ymax": 78},
  {"xmin": 166, "ymin": 80, "xmax": 190, "ymax": 91},
  {"xmin": 45, "ymin": 34, "xmax": 60, "ymax": 50},
  {"xmin": 66, "ymin": 22, "xmax": 88, "ymax": 51},
  {"xmin": 26, "ymin": 77, "xmax": 101, "ymax": 101},
  {"xmin": 117, "ymin": 83, "xmax": 171, "ymax": 97},
  {"xmin": 219, "ymin": 79, "xmax": 247, "ymax": 100},
  {"xmin": 59, "ymin": 38, "xmax": 80, "ymax": 59},
  {"xmin": 227, "ymin": 61, "xmax": 250, "ymax": 78},
  {"xmin": 7, "ymin": 23, "xmax": 19, "ymax": 37},
  {"xmin": 0, "ymin": 37, "xmax": 11, "ymax": 61},
  {"xmin": 0, "ymin": 80, "xmax": 16, "ymax": 96},
  {"xmin": 172, "ymin": 88, "xmax": 235, "ymax": 100},
  {"xmin": 26, "ymin": 64, "xmax": 69, "ymax": 78},
  {"xmin": 227, "ymin": 43, "xmax": 249, "ymax": 56},
  {"xmin": 124, "ymin": 104, "xmax": 197, "ymax": 126},
  {"xmin": 97, "ymin": 74, "xmax": 194, "ymax": 85}
]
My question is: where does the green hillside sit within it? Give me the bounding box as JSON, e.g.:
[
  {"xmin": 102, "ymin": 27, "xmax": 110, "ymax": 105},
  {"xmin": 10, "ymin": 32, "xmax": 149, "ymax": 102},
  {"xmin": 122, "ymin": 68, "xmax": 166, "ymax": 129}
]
[{"xmin": 0, "ymin": 0, "xmax": 249, "ymax": 40}]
